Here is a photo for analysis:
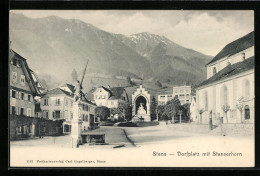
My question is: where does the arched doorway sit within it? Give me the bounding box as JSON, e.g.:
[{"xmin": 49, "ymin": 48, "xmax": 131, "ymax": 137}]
[
  {"xmin": 135, "ymin": 96, "xmax": 147, "ymax": 114},
  {"xmin": 244, "ymin": 105, "xmax": 250, "ymax": 120}
]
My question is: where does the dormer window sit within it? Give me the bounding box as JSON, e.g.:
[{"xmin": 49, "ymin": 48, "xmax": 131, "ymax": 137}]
[
  {"xmin": 20, "ymin": 75, "xmax": 25, "ymax": 86},
  {"xmin": 213, "ymin": 67, "xmax": 217, "ymax": 75},
  {"xmin": 227, "ymin": 62, "xmax": 231, "ymax": 66},
  {"xmin": 12, "ymin": 59, "xmax": 17, "ymax": 66},
  {"xmin": 242, "ymin": 53, "xmax": 246, "ymax": 61}
]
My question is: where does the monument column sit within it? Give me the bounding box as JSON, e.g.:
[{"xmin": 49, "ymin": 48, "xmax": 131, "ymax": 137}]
[{"xmin": 71, "ymin": 101, "xmax": 83, "ymax": 148}]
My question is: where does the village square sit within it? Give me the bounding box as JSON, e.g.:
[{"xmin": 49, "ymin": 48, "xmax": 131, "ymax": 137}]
[{"xmin": 9, "ymin": 11, "xmax": 255, "ymax": 167}]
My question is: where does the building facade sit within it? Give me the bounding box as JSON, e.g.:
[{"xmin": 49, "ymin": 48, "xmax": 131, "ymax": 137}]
[
  {"xmin": 9, "ymin": 50, "xmax": 42, "ymax": 117},
  {"xmin": 92, "ymin": 86, "xmax": 129, "ymax": 108},
  {"xmin": 196, "ymin": 31, "xmax": 255, "ymax": 124},
  {"xmin": 9, "ymin": 50, "xmax": 45, "ymax": 138},
  {"xmin": 40, "ymin": 85, "xmax": 96, "ymax": 134},
  {"xmin": 157, "ymin": 94, "xmax": 173, "ymax": 105},
  {"xmin": 172, "ymin": 86, "xmax": 192, "ymax": 105}
]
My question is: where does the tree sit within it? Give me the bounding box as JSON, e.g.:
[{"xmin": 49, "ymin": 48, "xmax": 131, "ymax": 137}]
[
  {"xmin": 150, "ymin": 96, "xmax": 157, "ymax": 121},
  {"xmin": 236, "ymin": 104, "xmax": 244, "ymax": 123},
  {"xmin": 163, "ymin": 96, "xmax": 181, "ymax": 123},
  {"xmin": 95, "ymin": 106, "xmax": 110, "ymax": 121},
  {"xmin": 110, "ymin": 103, "xmax": 132, "ymax": 121},
  {"xmin": 71, "ymin": 69, "xmax": 78, "ymax": 82},
  {"xmin": 182, "ymin": 103, "xmax": 191, "ymax": 122},
  {"xmin": 156, "ymin": 105, "xmax": 165, "ymax": 121},
  {"xmin": 222, "ymin": 105, "xmax": 230, "ymax": 124}
]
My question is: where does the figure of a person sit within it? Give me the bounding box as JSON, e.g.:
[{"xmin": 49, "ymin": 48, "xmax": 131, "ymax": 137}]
[{"xmin": 74, "ymin": 80, "xmax": 82, "ymax": 102}]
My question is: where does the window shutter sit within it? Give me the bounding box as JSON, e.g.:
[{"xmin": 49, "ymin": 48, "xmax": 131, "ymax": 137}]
[
  {"xmin": 16, "ymin": 92, "xmax": 19, "ymax": 99},
  {"xmin": 10, "ymin": 90, "xmax": 12, "ymax": 97}
]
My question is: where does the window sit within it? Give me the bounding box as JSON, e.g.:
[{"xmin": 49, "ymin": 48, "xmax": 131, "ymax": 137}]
[
  {"xmin": 179, "ymin": 94, "xmax": 185, "ymax": 98},
  {"xmin": 53, "ymin": 111, "xmax": 61, "ymax": 118},
  {"xmin": 28, "ymin": 94, "xmax": 31, "ymax": 102},
  {"xmin": 12, "ymin": 72, "xmax": 17, "ymax": 83},
  {"xmin": 44, "ymin": 99, "xmax": 48, "ymax": 105},
  {"xmin": 21, "ymin": 93, "xmax": 24, "ymax": 100},
  {"xmin": 160, "ymin": 96, "xmax": 165, "ymax": 100},
  {"xmin": 71, "ymin": 112, "xmax": 73, "ymax": 119},
  {"xmin": 17, "ymin": 126, "xmax": 22, "ymax": 133},
  {"xmin": 27, "ymin": 108, "xmax": 32, "ymax": 117},
  {"xmin": 56, "ymin": 98, "xmax": 60, "ymax": 105},
  {"xmin": 65, "ymin": 99, "xmax": 68, "ymax": 106},
  {"xmin": 20, "ymin": 108, "xmax": 24, "ymax": 115},
  {"xmin": 213, "ymin": 67, "xmax": 217, "ymax": 75},
  {"xmin": 12, "ymin": 59, "xmax": 17, "ymax": 66},
  {"xmin": 11, "ymin": 106, "xmax": 16, "ymax": 115},
  {"xmin": 20, "ymin": 75, "xmax": 25, "ymax": 86},
  {"xmin": 83, "ymin": 105, "xmax": 88, "ymax": 111},
  {"xmin": 85, "ymin": 114, "xmax": 89, "ymax": 122},
  {"xmin": 45, "ymin": 111, "xmax": 49, "ymax": 118},
  {"xmin": 244, "ymin": 105, "xmax": 250, "ymax": 120},
  {"xmin": 64, "ymin": 125, "xmax": 71, "ymax": 133},
  {"xmin": 11, "ymin": 90, "xmax": 16, "ymax": 98},
  {"xmin": 82, "ymin": 114, "xmax": 85, "ymax": 121}
]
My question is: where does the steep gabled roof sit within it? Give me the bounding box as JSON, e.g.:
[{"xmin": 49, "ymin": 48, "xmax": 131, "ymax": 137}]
[
  {"xmin": 60, "ymin": 83, "xmax": 75, "ymax": 93},
  {"xmin": 42, "ymin": 87, "xmax": 96, "ymax": 106},
  {"xmin": 197, "ymin": 56, "xmax": 254, "ymax": 89},
  {"xmin": 108, "ymin": 87, "xmax": 127, "ymax": 100},
  {"xmin": 10, "ymin": 49, "xmax": 42, "ymax": 96},
  {"xmin": 43, "ymin": 88, "xmax": 73, "ymax": 97},
  {"xmin": 85, "ymin": 87, "xmax": 96, "ymax": 101},
  {"xmin": 206, "ymin": 31, "xmax": 254, "ymax": 66}
]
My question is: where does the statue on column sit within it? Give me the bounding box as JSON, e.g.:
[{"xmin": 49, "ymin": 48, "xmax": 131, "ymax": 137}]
[{"xmin": 74, "ymin": 80, "xmax": 82, "ymax": 102}]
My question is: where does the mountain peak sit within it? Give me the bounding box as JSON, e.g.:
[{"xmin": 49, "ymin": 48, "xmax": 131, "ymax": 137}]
[{"xmin": 129, "ymin": 32, "xmax": 173, "ymax": 46}]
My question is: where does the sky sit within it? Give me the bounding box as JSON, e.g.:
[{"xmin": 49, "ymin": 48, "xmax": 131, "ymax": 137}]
[{"xmin": 11, "ymin": 10, "xmax": 254, "ymax": 56}]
